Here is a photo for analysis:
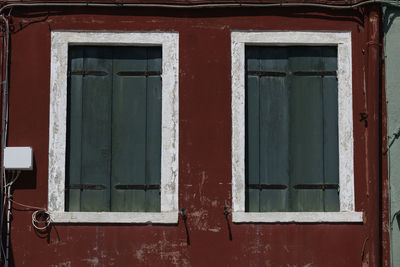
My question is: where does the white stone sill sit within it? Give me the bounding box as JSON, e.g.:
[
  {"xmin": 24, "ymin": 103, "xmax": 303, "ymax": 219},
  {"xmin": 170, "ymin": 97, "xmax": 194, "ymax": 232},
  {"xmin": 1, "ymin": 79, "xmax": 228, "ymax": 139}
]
[
  {"xmin": 49, "ymin": 211, "xmax": 178, "ymax": 224},
  {"xmin": 232, "ymin": 211, "xmax": 363, "ymax": 223}
]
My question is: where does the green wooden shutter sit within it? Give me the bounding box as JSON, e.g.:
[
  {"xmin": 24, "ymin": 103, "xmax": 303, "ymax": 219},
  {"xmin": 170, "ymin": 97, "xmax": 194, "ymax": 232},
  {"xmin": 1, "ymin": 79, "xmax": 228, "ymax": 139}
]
[
  {"xmin": 144, "ymin": 47, "xmax": 162, "ymax": 212},
  {"xmin": 111, "ymin": 47, "xmax": 147, "ymax": 212},
  {"xmin": 66, "ymin": 46, "xmax": 113, "ymax": 212},
  {"xmin": 245, "ymin": 46, "xmax": 339, "ymax": 212},
  {"xmin": 245, "ymin": 46, "xmax": 261, "ymax": 212},
  {"xmin": 259, "ymin": 47, "xmax": 290, "ymax": 212},
  {"xmin": 111, "ymin": 47, "xmax": 161, "ymax": 212},
  {"xmin": 66, "ymin": 47, "xmax": 84, "ymax": 212},
  {"xmin": 321, "ymin": 47, "xmax": 340, "ymax": 212},
  {"xmin": 66, "ymin": 46, "xmax": 162, "ymax": 212},
  {"xmin": 246, "ymin": 46, "xmax": 291, "ymax": 212}
]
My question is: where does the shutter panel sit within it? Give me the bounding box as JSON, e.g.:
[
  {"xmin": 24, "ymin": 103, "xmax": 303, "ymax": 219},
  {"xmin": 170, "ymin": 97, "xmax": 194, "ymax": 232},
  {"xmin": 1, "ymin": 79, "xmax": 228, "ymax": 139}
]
[
  {"xmin": 322, "ymin": 47, "xmax": 340, "ymax": 211},
  {"xmin": 246, "ymin": 75, "xmax": 260, "ymax": 212},
  {"xmin": 259, "ymin": 76, "xmax": 289, "ymax": 212},
  {"xmin": 111, "ymin": 47, "xmax": 162, "ymax": 212},
  {"xmin": 246, "ymin": 47, "xmax": 291, "ymax": 212},
  {"xmin": 66, "ymin": 47, "xmax": 84, "ymax": 211},
  {"xmin": 289, "ymin": 46, "xmax": 324, "ymax": 212},
  {"xmin": 289, "ymin": 75, "xmax": 324, "ymax": 212},
  {"xmin": 288, "ymin": 47, "xmax": 339, "ymax": 212},
  {"xmin": 112, "ymin": 47, "xmax": 147, "ymax": 212},
  {"xmin": 245, "ymin": 47, "xmax": 260, "ymax": 212},
  {"xmin": 67, "ymin": 46, "xmax": 113, "ymax": 212},
  {"xmin": 145, "ymin": 47, "xmax": 162, "ymax": 212},
  {"xmin": 259, "ymin": 47, "xmax": 289, "ymax": 212},
  {"xmin": 80, "ymin": 46, "xmax": 112, "ymax": 212},
  {"xmin": 323, "ymin": 76, "xmax": 339, "ymax": 211}
]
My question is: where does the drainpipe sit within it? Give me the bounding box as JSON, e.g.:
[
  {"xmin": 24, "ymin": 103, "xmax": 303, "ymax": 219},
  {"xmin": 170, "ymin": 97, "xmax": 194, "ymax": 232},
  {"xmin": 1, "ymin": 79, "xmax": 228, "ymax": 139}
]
[
  {"xmin": 0, "ymin": 0, "xmax": 398, "ymax": 12},
  {"xmin": 0, "ymin": 13, "xmax": 9, "ymax": 267},
  {"xmin": 364, "ymin": 4, "xmax": 381, "ymax": 267}
]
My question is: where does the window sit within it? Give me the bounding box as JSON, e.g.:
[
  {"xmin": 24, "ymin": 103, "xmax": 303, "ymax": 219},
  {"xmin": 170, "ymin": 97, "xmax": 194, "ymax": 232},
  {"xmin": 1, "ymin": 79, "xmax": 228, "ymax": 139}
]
[
  {"xmin": 231, "ymin": 31, "xmax": 362, "ymax": 223},
  {"xmin": 66, "ymin": 46, "xmax": 163, "ymax": 213},
  {"xmin": 48, "ymin": 31, "xmax": 179, "ymax": 223}
]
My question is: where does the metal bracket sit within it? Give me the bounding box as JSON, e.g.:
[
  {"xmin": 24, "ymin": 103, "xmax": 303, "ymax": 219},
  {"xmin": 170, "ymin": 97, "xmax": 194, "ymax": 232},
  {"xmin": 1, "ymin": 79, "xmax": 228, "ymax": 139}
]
[
  {"xmin": 360, "ymin": 112, "xmax": 368, "ymax": 128},
  {"xmin": 181, "ymin": 207, "xmax": 190, "ymax": 245},
  {"xmin": 181, "ymin": 207, "xmax": 187, "ymax": 221},
  {"xmin": 66, "ymin": 184, "xmax": 106, "ymax": 190},
  {"xmin": 114, "ymin": 184, "xmax": 160, "ymax": 191},
  {"xmin": 224, "ymin": 206, "xmax": 232, "ymax": 241}
]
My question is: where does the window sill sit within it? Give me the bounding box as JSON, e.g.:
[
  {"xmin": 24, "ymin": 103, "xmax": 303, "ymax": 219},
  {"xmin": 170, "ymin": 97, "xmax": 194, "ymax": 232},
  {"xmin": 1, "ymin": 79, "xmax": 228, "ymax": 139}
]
[
  {"xmin": 49, "ymin": 211, "xmax": 178, "ymax": 224},
  {"xmin": 232, "ymin": 211, "xmax": 363, "ymax": 223}
]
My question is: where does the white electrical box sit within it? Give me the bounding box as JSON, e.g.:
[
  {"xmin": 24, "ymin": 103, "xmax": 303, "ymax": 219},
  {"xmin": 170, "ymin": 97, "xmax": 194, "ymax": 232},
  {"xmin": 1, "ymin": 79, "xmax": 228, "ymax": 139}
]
[{"xmin": 4, "ymin": 147, "xmax": 33, "ymax": 170}]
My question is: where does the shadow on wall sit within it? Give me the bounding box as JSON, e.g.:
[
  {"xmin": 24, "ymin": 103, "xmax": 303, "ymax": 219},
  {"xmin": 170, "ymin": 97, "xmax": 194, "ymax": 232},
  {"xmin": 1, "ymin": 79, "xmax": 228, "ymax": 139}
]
[
  {"xmin": 11, "ymin": 156, "xmax": 37, "ymax": 190},
  {"xmin": 383, "ymin": 6, "xmax": 400, "ymax": 34}
]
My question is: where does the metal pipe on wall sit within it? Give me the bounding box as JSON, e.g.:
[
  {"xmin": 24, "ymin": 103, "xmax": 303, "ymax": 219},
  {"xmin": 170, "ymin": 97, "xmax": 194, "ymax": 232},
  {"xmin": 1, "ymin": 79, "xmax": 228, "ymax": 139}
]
[
  {"xmin": 0, "ymin": 14, "xmax": 9, "ymax": 267},
  {"xmin": 0, "ymin": 0, "xmax": 398, "ymax": 13},
  {"xmin": 365, "ymin": 5, "xmax": 382, "ymax": 267}
]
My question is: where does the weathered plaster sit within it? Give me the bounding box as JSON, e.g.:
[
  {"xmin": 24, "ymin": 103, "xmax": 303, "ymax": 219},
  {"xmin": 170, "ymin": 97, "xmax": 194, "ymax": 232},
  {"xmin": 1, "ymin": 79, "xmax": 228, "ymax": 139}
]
[
  {"xmin": 231, "ymin": 31, "xmax": 362, "ymax": 222},
  {"xmin": 48, "ymin": 31, "xmax": 179, "ymax": 223},
  {"xmin": 50, "ymin": 211, "xmax": 177, "ymax": 223},
  {"xmin": 233, "ymin": 212, "xmax": 363, "ymax": 223}
]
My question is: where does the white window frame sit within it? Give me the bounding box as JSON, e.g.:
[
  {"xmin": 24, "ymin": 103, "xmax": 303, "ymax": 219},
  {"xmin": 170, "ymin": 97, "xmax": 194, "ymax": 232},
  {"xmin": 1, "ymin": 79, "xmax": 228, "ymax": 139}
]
[
  {"xmin": 231, "ymin": 31, "xmax": 363, "ymax": 223},
  {"xmin": 48, "ymin": 31, "xmax": 179, "ymax": 223}
]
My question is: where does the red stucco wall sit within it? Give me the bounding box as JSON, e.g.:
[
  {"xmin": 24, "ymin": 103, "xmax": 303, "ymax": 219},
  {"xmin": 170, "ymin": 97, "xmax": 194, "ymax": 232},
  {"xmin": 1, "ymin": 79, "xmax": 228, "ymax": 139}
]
[{"xmin": 3, "ymin": 6, "xmax": 386, "ymax": 266}]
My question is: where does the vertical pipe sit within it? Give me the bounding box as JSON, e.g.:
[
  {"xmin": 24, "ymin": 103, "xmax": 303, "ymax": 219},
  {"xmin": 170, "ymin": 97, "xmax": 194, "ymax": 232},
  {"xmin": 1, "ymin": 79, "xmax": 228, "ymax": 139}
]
[
  {"xmin": 5, "ymin": 185, "xmax": 10, "ymax": 267},
  {"xmin": 379, "ymin": 8, "xmax": 390, "ymax": 266},
  {"xmin": 0, "ymin": 14, "xmax": 9, "ymax": 266},
  {"xmin": 0, "ymin": 14, "xmax": 9, "ymax": 181},
  {"xmin": 365, "ymin": 4, "xmax": 381, "ymax": 267}
]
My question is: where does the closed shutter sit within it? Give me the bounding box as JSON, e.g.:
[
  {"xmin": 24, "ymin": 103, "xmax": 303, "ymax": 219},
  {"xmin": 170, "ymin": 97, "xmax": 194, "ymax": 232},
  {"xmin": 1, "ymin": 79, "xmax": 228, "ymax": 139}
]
[
  {"xmin": 66, "ymin": 46, "xmax": 113, "ymax": 212},
  {"xmin": 245, "ymin": 46, "xmax": 339, "ymax": 212},
  {"xmin": 66, "ymin": 46, "xmax": 162, "ymax": 212},
  {"xmin": 111, "ymin": 47, "xmax": 162, "ymax": 212}
]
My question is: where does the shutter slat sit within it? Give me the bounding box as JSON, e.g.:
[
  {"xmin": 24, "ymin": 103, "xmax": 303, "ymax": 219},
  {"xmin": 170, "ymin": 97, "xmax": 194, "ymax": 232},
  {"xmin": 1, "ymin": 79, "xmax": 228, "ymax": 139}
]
[
  {"xmin": 246, "ymin": 46, "xmax": 261, "ymax": 212},
  {"xmin": 323, "ymin": 75, "xmax": 340, "ymax": 211},
  {"xmin": 145, "ymin": 74, "xmax": 162, "ymax": 212},
  {"xmin": 259, "ymin": 75, "xmax": 289, "ymax": 212},
  {"xmin": 111, "ymin": 75, "xmax": 147, "ymax": 212},
  {"xmin": 145, "ymin": 47, "xmax": 162, "ymax": 212},
  {"xmin": 289, "ymin": 74, "xmax": 324, "ymax": 212},
  {"xmin": 66, "ymin": 46, "xmax": 84, "ymax": 211},
  {"xmin": 246, "ymin": 74, "xmax": 260, "ymax": 212}
]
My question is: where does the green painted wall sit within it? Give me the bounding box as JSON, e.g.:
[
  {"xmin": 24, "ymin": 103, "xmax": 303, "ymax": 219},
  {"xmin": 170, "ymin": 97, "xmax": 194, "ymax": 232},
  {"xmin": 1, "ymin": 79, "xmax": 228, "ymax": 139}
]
[{"xmin": 384, "ymin": 6, "xmax": 400, "ymax": 266}]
